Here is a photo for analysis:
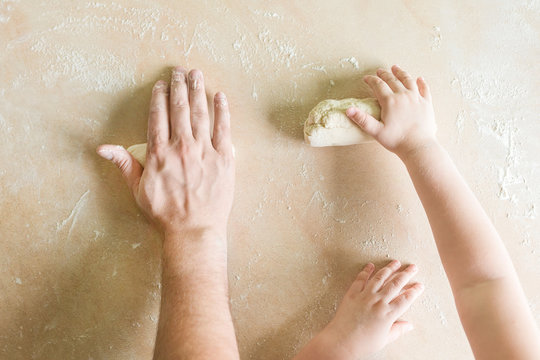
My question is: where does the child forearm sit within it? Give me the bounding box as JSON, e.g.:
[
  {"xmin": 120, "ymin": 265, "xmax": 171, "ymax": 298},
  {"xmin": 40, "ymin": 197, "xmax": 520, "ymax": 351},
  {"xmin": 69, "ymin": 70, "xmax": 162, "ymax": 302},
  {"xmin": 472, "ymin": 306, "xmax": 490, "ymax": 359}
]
[
  {"xmin": 346, "ymin": 65, "xmax": 540, "ymax": 359},
  {"xmin": 402, "ymin": 141, "xmax": 540, "ymax": 360},
  {"xmin": 401, "ymin": 141, "xmax": 514, "ymax": 290}
]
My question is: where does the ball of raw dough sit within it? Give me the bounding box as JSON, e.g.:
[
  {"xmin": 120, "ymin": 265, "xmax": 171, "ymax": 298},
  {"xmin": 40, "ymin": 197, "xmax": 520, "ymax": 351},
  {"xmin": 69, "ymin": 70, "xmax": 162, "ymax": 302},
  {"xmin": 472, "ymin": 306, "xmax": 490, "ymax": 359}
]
[{"xmin": 304, "ymin": 98, "xmax": 381, "ymax": 147}]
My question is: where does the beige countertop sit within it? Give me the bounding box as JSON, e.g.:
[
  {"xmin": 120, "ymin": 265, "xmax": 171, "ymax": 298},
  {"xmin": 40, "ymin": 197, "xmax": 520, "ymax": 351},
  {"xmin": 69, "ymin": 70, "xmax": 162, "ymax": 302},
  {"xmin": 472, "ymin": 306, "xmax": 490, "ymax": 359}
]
[{"xmin": 1, "ymin": 1, "xmax": 539, "ymax": 359}]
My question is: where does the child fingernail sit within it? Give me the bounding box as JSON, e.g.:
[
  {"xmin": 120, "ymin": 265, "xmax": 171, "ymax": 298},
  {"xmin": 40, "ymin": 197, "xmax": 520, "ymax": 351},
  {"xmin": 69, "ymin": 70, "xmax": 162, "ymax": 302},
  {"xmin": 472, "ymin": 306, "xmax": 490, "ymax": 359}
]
[{"xmin": 346, "ymin": 107, "xmax": 356, "ymax": 116}]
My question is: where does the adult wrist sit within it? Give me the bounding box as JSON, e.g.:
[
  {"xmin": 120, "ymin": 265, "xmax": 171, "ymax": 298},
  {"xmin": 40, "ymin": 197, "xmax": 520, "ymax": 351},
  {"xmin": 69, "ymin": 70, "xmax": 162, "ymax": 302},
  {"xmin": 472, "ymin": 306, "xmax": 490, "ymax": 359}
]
[
  {"xmin": 161, "ymin": 226, "xmax": 229, "ymax": 277},
  {"xmin": 163, "ymin": 226, "xmax": 227, "ymax": 243},
  {"xmin": 162, "ymin": 226, "xmax": 229, "ymax": 259}
]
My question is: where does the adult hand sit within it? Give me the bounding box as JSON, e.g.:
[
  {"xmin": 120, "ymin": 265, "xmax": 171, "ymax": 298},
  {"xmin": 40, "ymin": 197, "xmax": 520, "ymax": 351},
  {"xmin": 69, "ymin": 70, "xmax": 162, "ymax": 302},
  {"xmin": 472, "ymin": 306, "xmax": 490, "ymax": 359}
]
[{"xmin": 97, "ymin": 67, "xmax": 235, "ymax": 238}]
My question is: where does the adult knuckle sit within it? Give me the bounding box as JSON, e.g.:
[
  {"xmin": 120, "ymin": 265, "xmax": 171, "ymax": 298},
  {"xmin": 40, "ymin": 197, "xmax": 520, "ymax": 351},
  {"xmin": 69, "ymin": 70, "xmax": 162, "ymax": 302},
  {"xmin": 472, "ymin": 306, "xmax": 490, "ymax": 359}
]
[
  {"xmin": 149, "ymin": 137, "xmax": 167, "ymax": 152},
  {"xmin": 171, "ymin": 98, "xmax": 189, "ymax": 109},
  {"xmin": 190, "ymin": 108, "xmax": 207, "ymax": 118},
  {"xmin": 149, "ymin": 104, "xmax": 165, "ymax": 115},
  {"xmin": 179, "ymin": 139, "xmax": 191, "ymax": 153}
]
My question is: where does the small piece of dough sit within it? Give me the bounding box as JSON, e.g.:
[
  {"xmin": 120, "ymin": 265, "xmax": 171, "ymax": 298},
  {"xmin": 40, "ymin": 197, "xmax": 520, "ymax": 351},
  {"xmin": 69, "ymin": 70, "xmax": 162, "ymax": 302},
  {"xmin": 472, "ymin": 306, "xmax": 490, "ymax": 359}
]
[
  {"xmin": 304, "ymin": 98, "xmax": 381, "ymax": 147},
  {"xmin": 127, "ymin": 143, "xmax": 147, "ymax": 167}
]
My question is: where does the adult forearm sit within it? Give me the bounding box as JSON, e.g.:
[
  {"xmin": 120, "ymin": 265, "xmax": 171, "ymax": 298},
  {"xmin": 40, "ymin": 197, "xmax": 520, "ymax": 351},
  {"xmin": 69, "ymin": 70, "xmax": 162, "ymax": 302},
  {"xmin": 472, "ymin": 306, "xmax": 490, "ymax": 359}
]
[
  {"xmin": 401, "ymin": 142, "xmax": 514, "ymax": 290},
  {"xmin": 153, "ymin": 229, "xmax": 239, "ymax": 360}
]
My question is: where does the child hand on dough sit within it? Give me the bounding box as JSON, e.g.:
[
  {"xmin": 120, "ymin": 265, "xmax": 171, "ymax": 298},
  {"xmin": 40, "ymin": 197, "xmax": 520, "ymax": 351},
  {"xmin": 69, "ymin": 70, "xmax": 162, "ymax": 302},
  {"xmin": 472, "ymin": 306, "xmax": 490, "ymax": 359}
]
[{"xmin": 294, "ymin": 65, "xmax": 540, "ymax": 360}]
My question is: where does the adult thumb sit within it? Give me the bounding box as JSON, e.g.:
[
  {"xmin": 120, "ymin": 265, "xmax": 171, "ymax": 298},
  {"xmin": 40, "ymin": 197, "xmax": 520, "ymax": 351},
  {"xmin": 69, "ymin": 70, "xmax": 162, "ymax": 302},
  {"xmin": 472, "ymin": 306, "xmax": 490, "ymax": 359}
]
[
  {"xmin": 97, "ymin": 144, "xmax": 143, "ymax": 194},
  {"xmin": 346, "ymin": 107, "xmax": 383, "ymax": 138}
]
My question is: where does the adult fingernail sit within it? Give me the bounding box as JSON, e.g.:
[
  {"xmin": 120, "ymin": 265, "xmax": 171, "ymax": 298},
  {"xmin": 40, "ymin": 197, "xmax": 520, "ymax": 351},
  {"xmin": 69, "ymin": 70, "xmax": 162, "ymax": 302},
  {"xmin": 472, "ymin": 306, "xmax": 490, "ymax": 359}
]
[
  {"xmin": 171, "ymin": 69, "xmax": 184, "ymax": 82},
  {"xmin": 346, "ymin": 107, "xmax": 356, "ymax": 116},
  {"xmin": 154, "ymin": 80, "xmax": 167, "ymax": 89},
  {"xmin": 97, "ymin": 149, "xmax": 113, "ymax": 160},
  {"xmin": 190, "ymin": 70, "xmax": 202, "ymax": 90},
  {"xmin": 215, "ymin": 92, "xmax": 227, "ymax": 106}
]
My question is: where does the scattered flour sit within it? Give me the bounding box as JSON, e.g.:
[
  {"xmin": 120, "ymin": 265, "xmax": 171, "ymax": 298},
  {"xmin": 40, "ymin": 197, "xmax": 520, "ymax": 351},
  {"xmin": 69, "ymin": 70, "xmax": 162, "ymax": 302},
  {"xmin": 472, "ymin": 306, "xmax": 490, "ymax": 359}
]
[
  {"xmin": 451, "ymin": 64, "xmax": 536, "ymax": 220},
  {"xmin": 258, "ymin": 29, "xmax": 299, "ymax": 68},
  {"xmin": 0, "ymin": 0, "xmax": 18, "ymax": 24},
  {"xmin": 455, "ymin": 110, "xmax": 465, "ymax": 138},
  {"xmin": 252, "ymin": 9, "xmax": 284, "ymax": 20},
  {"xmin": 451, "ymin": 70, "xmax": 527, "ymax": 107},
  {"xmin": 92, "ymin": 230, "xmax": 103, "ymax": 241},
  {"xmin": 46, "ymin": 3, "xmax": 163, "ymax": 40},
  {"xmin": 301, "ymin": 62, "xmax": 328, "ymax": 74},
  {"xmin": 232, "ymin": 29, "xmax": 254, "ymax": 73},
  {"xmin": 339, "ymin": 56, "xmax": 359, "ymax": 69},
  {"xmin": 29, "ymin": 39, "xmax": 136, "ymax": 94},
  {"xmin": 430, "ymin": 26, "xmax": 442, "ymax": 50},
  {"xmin": 421, "ymin": 292, "xmax": 449, "ymax": 327},
  {"xmin": 184, "ymin": 21, "xmax": 225, "ymax": 62},
  {"xmin": 56, "ymin": 190, "xmax": 90, "ymax": 241}
]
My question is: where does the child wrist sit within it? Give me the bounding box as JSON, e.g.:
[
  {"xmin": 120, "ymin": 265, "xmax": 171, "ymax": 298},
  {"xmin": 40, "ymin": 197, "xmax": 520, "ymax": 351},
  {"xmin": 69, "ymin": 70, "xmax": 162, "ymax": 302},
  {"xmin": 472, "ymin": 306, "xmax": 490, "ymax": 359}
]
[{"xmin": 397, "ymin": 139, "xmax": 441, "ymax": 163}]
